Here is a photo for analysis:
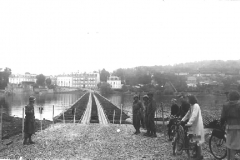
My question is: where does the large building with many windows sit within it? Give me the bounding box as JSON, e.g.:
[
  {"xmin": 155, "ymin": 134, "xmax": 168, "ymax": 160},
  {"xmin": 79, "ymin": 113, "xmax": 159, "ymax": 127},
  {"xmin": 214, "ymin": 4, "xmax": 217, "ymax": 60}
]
[
  {"xmin": 9, "ymin": 73, "xmax": 37, "ymax": 84},
  {"xmin": 56, "ymin": 72, "xmax": 100, "ymax": 88}
]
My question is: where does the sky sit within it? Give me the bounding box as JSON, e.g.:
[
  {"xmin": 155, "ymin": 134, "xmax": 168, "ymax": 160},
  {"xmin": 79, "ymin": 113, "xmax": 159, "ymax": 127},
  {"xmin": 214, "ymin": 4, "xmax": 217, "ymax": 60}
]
[{"xmin": 1, "ymin": 0, "xmax": 240, "ymax": 75}]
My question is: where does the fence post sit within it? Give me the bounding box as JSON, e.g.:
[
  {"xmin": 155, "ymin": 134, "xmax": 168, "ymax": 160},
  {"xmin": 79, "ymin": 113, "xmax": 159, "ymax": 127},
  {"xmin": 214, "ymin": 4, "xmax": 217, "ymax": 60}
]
[
  {"xmin": 63, "ymin": 110, "xmax": 65, "ymax": 124},
  {"xmin": 40, "ymin": 110, "xmax": 42, "ymax": 132},
  {"xmin": 52, "ymin": 105, "xmax": 54, "ymax": 125},
  {"xmin": 74, "ymin": 108, "xmax": 76, "ymax": 124},
  {"xmin": 161, "ymin": 103, "xmax": 166, "ymax": 136},
  {"xmin": 39, "ymin": 106, "xmax": 43, "ymax": 132},
  {"xmin": 22, "ymin": 107, "xmax": 24, "ymax": 139},
  {"xmin": 0, "ymin": 105, "xmax": 3, "ymax": 142},
  {"xmin": 113, "ymin": 110, "xmax": 115, "ymax": 124},
  {"xmin": 155, "ymin": 106, "xmax": 157, "ymax": 125},
  {"xmin": 120, "ymin": 104, "xmax": 123, "ymax": 125}
]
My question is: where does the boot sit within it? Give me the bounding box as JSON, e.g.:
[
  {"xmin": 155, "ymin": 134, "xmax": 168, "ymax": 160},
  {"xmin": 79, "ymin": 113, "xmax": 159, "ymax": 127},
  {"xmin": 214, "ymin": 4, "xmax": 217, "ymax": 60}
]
[
  {"xmin": 29, "ymin": 135, "xmax": 35, "ymax": 144},
  {"xmin": 143, "ymin": 131, "xmax": 150, "ymax": 136},
  {"xmin": 134, "ymin": 130, "xmax": 140, "ymax": 134},
  {"xmin": 23, "ymin": 138, "xmax": 28, "ymax": 145},
  {"xmin": 151, "ymin": 131, "xmax": 157, "ymax": 138},
  {"xmin": 192, "ymin": 146, "xmax": 203, "ymax": 160}
]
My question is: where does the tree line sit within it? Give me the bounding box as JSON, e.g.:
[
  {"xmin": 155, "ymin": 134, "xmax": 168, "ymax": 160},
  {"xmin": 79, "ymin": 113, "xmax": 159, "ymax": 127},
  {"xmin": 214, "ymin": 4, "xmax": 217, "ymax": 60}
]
[{"xmin": 99, "ymin": 60, "xmax": 240, "ymax": 94}]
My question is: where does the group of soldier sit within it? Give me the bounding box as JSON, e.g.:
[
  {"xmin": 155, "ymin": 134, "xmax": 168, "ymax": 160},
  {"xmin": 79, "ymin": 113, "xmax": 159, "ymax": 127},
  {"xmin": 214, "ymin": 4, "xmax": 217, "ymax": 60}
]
[
  {"xmin": 132, "ymin": 92, "xmax": 191, "ymax": 139},
  {"xmin": 132, "ymin": 92, "xmax": 157, "ymax": 137}
]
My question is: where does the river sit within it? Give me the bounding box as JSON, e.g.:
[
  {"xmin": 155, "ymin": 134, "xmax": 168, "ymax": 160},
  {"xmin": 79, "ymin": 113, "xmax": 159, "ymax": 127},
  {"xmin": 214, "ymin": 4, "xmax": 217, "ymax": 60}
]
[
  {"xmin": 104, "ymin": 93, "xmax": 227, "ymax": 117},
  {"xmin": 4, "ymin": 92, "xmax": 85, "ymax": 121},
  {"xmin": 3, "ymin": 92, "xmax": 227, "ymax": 121}
]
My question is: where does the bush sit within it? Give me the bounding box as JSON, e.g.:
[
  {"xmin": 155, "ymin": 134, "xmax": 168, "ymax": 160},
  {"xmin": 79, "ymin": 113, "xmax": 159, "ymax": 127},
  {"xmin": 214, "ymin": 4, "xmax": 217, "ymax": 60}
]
[
  {"xmin": 163, "ymin": 88, "xmax": 174, "ymax": 95},
  {"xmin": 99, "ymin": 82, "xmax": 113, "ymax": 95}
]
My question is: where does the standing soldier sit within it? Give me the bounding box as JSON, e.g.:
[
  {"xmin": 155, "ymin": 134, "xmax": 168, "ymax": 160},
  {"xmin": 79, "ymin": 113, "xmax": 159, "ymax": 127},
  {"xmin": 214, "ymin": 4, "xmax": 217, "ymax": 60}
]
[
  {"xmin": 23, "ymin": 96, "xmax": 36, "ymax": 145},
  {"xmin": 139, "ymin": 94, "xmax": 145, "ymax": 129},
  {"xmin": 132, "ymin": 94, "xmax": 143, "ymax": 134},
  {"xmin": 147, "ymin": 92, "xmax": 157, "ymax": 137},
  {"xmin": 143, "ymin": 95, "xmax": 150, "ymax": 136}
]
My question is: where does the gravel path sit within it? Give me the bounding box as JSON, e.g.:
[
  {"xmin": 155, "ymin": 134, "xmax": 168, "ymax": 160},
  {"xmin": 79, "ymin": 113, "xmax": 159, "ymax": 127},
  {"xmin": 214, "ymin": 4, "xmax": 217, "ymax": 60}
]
[{"xmin": 0, "ymin": 124, "xmax": 224, "ymax": 160}]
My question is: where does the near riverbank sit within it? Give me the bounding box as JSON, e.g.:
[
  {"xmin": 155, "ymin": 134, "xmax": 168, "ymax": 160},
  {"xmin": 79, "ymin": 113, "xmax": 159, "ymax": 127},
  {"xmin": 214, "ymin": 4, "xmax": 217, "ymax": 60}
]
[
  {"xmin": 2, "ymin": 113, "xmax": 52, "ymax": 140},
  {"xmin": 0, "ymin": 124, "xmax": 216, "ymax": 160}
]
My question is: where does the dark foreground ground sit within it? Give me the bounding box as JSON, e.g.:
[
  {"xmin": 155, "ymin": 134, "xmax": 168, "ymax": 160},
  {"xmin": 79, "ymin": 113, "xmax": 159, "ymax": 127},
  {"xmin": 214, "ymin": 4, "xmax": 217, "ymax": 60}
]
[
  {"xmin": 2, "ymin": 113, "xmax": 52, "ymax": 140},
  {"xmin": 0, "ymin": 123, "xmax": 224, "ymax": 160}
]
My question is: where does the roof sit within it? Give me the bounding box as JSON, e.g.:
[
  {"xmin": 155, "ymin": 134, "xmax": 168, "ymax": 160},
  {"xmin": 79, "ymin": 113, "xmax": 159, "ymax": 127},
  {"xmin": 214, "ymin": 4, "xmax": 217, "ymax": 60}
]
[{"xmin": 187, "ymin": 76, "xmax": 197, "ymax": 80}]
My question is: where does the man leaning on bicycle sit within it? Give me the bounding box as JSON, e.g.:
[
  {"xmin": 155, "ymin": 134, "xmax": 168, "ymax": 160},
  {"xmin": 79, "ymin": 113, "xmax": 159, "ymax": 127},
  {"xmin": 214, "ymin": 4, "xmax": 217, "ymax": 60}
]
[{"xmin": 168, "ymin": 94, "xmax": 190, "ymax": 140}]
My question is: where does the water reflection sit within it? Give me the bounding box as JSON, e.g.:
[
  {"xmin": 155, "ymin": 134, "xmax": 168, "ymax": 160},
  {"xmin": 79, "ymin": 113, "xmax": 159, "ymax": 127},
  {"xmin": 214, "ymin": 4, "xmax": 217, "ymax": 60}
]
[
  {"xmin": 5, "ymin": 92, "xmax": 84, "ymax": 120},
  {"xmin": 104, "ymin": 93, "xmax": 227, "ymax": 114}
]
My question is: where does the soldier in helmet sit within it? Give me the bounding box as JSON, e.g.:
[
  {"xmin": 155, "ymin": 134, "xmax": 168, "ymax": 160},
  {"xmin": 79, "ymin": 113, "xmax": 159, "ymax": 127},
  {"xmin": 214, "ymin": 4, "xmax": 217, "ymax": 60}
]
[
  {"xmin": 142, "ymin": 95, "xmax": 150, "ymax": 136},
  {"xmin": 141, "ymin": 95, "xmax": 148, "ymax": 129},
  {"xmin": 23, "ymin": 96, "xmax": 36, "ymax": 145},
  {"xmin": 132, "ymin": 94, "xmax": 143, "ymax": 134},
  {"xmin": 146, "ymin": 92, "xmax": 157, "ymax": 137}
]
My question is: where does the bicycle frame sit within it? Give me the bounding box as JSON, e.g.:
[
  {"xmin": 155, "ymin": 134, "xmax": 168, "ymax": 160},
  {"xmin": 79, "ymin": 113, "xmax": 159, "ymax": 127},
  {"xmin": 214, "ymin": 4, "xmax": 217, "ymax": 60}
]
[{"xmin": 172, "ymin": 120, "xmax": 197, "ymax": 158}]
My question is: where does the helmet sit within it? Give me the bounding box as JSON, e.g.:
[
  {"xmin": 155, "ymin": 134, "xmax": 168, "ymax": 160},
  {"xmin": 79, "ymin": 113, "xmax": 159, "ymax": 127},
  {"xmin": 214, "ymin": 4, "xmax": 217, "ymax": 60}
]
[
  {"xmin": 29, "ymin": 96, "xmax": 35, "ymax": 102},
  {"xmin": 143, "ymin": 95, "xmax": 149, "ymax": 99},
  {"xmin": 147, "ymin": 92, "xmax": 154, "ymax": 97},
  {"xmin": 133, "ymin": 95, "xmax": 139, "ymax": 99}
]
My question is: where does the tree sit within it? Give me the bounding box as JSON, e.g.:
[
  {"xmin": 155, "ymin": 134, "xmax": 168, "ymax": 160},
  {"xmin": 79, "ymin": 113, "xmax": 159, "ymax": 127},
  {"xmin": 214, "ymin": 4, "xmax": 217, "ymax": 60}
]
[
  {"xmin": 0, "ymin": 67, "xmax": 11, "ymax": 90},
  {"xmin": 100, "ymin": 69, "xmax": 110, "ymax": 82},
  {"xmin": 112, "ymin": 68, "xmax": 125, "ymax": 81},
  {"xmin": 46, "ymin": 78, "xmax": 52, "ymax": 87},
  {"xmin": 99, "ymin": 82, "xmax": 113, "ymax": 94},
  {"xmin": 36, "ymin": 74, "xmax": 46, "ymax": 87}
]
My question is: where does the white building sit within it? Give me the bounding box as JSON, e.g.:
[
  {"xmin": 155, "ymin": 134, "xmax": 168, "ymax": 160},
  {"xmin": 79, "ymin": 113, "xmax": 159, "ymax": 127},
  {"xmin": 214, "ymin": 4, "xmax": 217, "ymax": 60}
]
[
  {"xmin": 107, "ymin": 76, "xmax": 122, "ymax": 89},
  {"xmin": 186, "ymin": 76, "xmax": 197, "ymax": 87},
  {"xmin": 71, "ymin": 72, "xmax": 100, "ymax": 88},
  {"xmin": 56, "ymin": 72, "xmax": 100, "ymax": 88},
  {"xmin": 57, "ymin": 76, "xmax": 73, "ymax": 87},
  {"xmin": 9, "ymin": 73, "xmax": 37, "ymax": 84}
]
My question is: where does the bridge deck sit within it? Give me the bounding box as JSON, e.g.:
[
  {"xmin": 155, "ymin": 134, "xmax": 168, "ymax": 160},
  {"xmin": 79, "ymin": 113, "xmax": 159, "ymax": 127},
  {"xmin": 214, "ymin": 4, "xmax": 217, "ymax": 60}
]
[
  {"xmin": 80, "ymin": 92, "xmax": 92, "ymax": 124},
  {"xmin": 93, "ymin": 94, "xmax": 109, "ymax": 125}
]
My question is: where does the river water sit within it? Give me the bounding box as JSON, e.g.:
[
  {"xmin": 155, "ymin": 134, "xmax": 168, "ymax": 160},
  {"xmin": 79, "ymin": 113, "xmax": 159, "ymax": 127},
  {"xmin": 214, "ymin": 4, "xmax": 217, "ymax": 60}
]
[
  {"xmin": 4, "ymin": 92, "xmax": 85, "ymax": 120},
  {"xmin": 3, "ymin": 92, "xmax": 227, "ymax": 121},
  {"xmin": 104, "ymin": 93, "xmax": 227, "ymax": 117}
]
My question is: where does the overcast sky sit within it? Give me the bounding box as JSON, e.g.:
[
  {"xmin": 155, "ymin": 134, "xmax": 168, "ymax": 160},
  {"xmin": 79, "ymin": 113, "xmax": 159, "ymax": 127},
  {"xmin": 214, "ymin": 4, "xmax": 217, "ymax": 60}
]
[{"xmin": 1, "ymin": 0, "xmax": 240, "ymax": 75}]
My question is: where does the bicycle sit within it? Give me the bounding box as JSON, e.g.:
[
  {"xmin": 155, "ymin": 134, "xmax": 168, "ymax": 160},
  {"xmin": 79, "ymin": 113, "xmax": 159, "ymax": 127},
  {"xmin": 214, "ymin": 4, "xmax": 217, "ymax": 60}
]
[
  {"xmin": 209, "ymin": 127, "xmax": 240, "ymax": 160},
  {"xmin": 167, "ymin": 115, "xmax": 179, "ymax": 141},
  {"xmin": 172, "ymin": 120, "xmax": 198, "ymax": 158}
]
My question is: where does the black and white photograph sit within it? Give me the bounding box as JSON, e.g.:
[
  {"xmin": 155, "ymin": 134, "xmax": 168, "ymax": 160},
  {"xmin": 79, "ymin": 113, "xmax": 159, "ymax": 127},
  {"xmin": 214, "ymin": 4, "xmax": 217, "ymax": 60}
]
[{"xmin": 1, "ymin": 0, "xmax": 240, "ymax": 159}]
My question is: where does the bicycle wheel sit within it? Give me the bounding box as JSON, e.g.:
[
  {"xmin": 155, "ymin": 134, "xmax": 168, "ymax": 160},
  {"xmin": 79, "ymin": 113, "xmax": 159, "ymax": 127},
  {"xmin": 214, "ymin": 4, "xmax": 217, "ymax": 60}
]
[
  {"xmin": 173, "ymin": 125, "xmax": 184, "ymax": 155},
  {"xmin": 209, "ymin": 135, "xmax": 227, "ymax": 160},
  {"xmin": 188, "ymin": 142, "xmax": 197, "ymax": 158},
  {"xmin": 169, "ymin": 125, "xmax": 176, "ymax": 141}
]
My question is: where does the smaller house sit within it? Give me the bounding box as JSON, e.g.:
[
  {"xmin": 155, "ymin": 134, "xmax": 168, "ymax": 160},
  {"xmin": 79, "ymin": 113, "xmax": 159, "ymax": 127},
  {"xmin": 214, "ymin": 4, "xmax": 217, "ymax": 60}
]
[
  {"xmin": 199, "ymin": 70, "xmax": 220, "ymax": 77},
  {"xmin": 175, "ymin": 72, "xmax": 189, "ymax": 76},
  {"xmin": 107, "ymin": 76, "xmax": 122, "ymax": 89},
  {"xmin": 186, "ymin": 76, "xmax": 197, "ymax": 87}
]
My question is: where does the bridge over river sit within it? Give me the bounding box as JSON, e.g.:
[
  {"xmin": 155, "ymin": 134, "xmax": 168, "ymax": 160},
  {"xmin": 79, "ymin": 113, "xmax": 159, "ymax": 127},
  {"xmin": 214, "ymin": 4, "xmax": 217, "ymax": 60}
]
[{"xmin": 55, "ymin": 91, "xmax": 130, "ymax": 125}]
